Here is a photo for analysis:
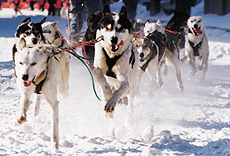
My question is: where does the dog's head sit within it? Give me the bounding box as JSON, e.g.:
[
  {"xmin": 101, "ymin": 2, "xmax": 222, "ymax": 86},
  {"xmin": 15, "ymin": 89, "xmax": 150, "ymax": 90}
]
[
  {"xmin": 133, "ymin": 19, "xmax": 145, "ymax": 32},
  {"xmin": 15, "ymin": 38, "xmax": 48, "ymax": 87},
  {"xmin": 15, "ymin": 17, "xmax": 32, "ymax": 38},
  {"xmin": 97, "ymin": 5, "xmax": 133, "ymax": 53},
  {"xmin": 144, "ymin": 20, "xmax": 164, "ymax": 36},
  {"xmin": 42, "ymin": 21, "xmax": 59, "ymax": 43},
  {"xmin": 87, "ymin": 11, "xmax": 103, "ymax": 34},
  {"xmin": 15, "ymin": 17, "xmax": 46, "ymax": 46},
  {"xmin": 133, "ymin": 37, "xmax": 153, "ymax": 62},
  {"xmin": 187, "ymin": 16, "xmax": 204, "ymax": 36}
]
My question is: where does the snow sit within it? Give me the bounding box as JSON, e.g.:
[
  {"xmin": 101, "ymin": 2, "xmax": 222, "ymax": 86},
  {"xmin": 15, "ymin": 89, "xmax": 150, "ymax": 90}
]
[{"xmin": 1, "ymin": 1, "xmax": 230, "ymax": 155}]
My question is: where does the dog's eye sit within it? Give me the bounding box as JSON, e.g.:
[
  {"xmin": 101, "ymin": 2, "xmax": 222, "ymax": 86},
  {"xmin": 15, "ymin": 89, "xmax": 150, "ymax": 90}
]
[
  {"xmin": 191, "ymin": 20, "xmax": 193, "ymax": 23},
  {"xmin": 19, "ymin": 62, "xmax": 23, "ymax": 65},
  {"xmin": 198, "ymin": 20, "xmax": 201, "ymax": 23},
  {"xmin": 31, "ymin": 62, "xmax": 37, "ymax": 66},
  {"xmin": 116, "ymin": 26, "xmax": 124, "ymax": 32},
  {"xmin": 105, "ymin": 26, "xmax": 110, "ymax": 31},
  {"xmin": 25, "ymin": 31, "xmax": 30, "ymax": 35}
]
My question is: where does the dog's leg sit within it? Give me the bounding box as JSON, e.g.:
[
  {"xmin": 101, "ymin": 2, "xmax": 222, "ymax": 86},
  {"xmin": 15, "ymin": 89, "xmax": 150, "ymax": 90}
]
[
  {"xmin": 175, "ymin": 67, "xmax": 183, "ymax": 91},
  {"xmin": 58, "ymin": 55, "xmax": 70, "ymax": 99},
  {"xmin": 188, "ymin": 53, "xmax": 197, "ymax": 76},
  {"xmin": 93, "ymin": 68, "xmax": 113, "ymax": 102},
  {"xmin": 127, "ymin": 85, "xmax": 135, "ymax": 124},
  {"xmin": 18, "ymin": 93, "xmax": 33, "ymax": 124},
  {"xmin": 146, "ymin": 69, "xmax": 158, "ymax": 96},
  {"xmin": 34, "ymin": 94, "xmax": 42, "ymax": 116},
  {"xmin": 201, "ymin": 54, "xmax": 209, "ymax": 80},
  {"xmin": 157, "ymin": 63, "xmax": 163, "ymax": 88},
  {"xmin": 135, "ymin": 69, "xmax": 144, "ymax": 96},
  {"xmin": 45, "ymin": 95, "xmax": 59, "ymax": 149},
  {"xmin": 104, "ymin": 80, "xmax": 129, "ymax": 113}
]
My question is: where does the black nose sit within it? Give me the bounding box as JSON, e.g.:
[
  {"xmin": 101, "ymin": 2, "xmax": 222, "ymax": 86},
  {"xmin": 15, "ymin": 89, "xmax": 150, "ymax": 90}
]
[
  {"xmin": 194, "ymin": 24, "xmax": 198, "ymax": 29},
  {"xmin": 111, "ymin": 36, "xmax": 118, "ymax": 45},
  {"xmin": 140, "ymin": 53, "xmax": 144, "ymax": 58},
  {"xmin": 22, "ymin": 74, "xmax": 29, "ymax": 81},
  {"xmin": 32, "ymin": 38, "xmax": 37, "ymax": 44}
]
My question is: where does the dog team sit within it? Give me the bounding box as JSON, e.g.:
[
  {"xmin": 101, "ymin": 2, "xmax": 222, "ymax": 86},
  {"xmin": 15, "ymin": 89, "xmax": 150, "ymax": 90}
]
[{"xmin": 12, "ymin": 5, "xmax": 209, "ymax": 149}]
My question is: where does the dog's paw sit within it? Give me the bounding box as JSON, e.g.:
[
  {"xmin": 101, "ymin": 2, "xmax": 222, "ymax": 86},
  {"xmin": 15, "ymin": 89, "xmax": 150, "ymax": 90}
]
[
  {"xmin": 17, "ymin": 115, "xmax": 27, "ymax": 125},
  {"xmin": 104, "ymin": 100, "xmax": 116, "ymax": 113}
]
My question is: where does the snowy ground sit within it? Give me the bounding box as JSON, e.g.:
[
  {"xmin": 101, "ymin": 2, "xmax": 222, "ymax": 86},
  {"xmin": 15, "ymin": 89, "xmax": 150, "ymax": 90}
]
[{"xmin": 0, "ymin": 1, "xmax": 230, "ymax": 156}]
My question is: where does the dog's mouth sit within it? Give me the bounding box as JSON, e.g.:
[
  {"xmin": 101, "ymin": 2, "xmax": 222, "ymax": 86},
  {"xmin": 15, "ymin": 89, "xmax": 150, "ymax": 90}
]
[
  {"xmin": 23, "ymin": 81, "xmax": 32, "ymax": 87},
  {"xmin": 109, "ymin": 40, "xmax": 124, "ymax": 52},
  {"xmin": 192, "ymin": 27, "xmax": 202, "ymax": 36},
  {"xmin": 140, "ymin": 58, "xmax": 145, "ymax": 62}
]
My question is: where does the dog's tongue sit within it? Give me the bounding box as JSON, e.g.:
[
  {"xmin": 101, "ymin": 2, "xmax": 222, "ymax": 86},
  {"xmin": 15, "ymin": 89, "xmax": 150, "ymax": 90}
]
[
  {"xmin": 23, "ymin": 81, "xmax": 31, "ymax": 87},
  {"xmin": 194, "ymin": 28, "xmax": 202, "ymax": 34}
]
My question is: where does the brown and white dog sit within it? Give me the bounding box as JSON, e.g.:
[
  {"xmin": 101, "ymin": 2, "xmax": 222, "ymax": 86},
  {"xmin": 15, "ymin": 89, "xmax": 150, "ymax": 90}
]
[
  {"xmin": 93, "ymin": 5, "xmax": 138, "ymax": 120},
  {"xmin": 185, "ymin": 16, "xmax": 209, "ymax": 80},
  {"xmin": 133, "ymin": 35, "xmax": 165, "ymax": 96}
]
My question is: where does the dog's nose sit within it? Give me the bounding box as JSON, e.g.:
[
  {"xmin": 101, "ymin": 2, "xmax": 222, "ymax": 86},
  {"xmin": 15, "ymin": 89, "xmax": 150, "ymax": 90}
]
[
  {"xmin": 140, "ymin": 53, "xmax": 144, "ymax": 58},
  {"xmin": 22, "ymin": 74, "xmax": 29, "ymax": 81},
  {"xmin": 111, "ymin": 36, "xmax": 118, "ymax": 45},
  {"xmin": 194, "ymin": 24, "xmax": 198, "ymax": 29},
  {"xmin": 32, "ymin": 38, "xmax": 37, "ymax": 44}
]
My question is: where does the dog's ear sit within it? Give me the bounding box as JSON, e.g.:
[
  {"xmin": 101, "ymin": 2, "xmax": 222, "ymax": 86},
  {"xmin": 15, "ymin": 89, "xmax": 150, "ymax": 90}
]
[
  {"xmin": 119, "ymin": 6, "xmax": 127, "ymax": 18},
  {"xmin": 39, "ymin": 17, "xmax": 46, "ymax": 25},
  {"xmin": 19, "ymin": 17, "xmax": 31, "ymax": 26},
  {"xmin": 156, "ymin": 19, "xmax": 161, "ymax": 25},
  {"xmin": 50, "ymin": 21, "xmax": 59, "ymax": 28},
  {"xmin": 103, "ymin": 4, "xmax": 111, "ymax": 15},
  {"xmin": 145, "ymin": 20, "xmax": 150, "ymax": 25},
  {"xmin": 18, "ymin": 38, "xmax": 26, "ymax": 50}
]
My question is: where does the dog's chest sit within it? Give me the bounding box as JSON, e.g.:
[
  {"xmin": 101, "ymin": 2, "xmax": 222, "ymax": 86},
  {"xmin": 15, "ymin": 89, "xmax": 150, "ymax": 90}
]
[{"xmin": 101, "ymin": 47, "xmax": 135, "ymax": 79}]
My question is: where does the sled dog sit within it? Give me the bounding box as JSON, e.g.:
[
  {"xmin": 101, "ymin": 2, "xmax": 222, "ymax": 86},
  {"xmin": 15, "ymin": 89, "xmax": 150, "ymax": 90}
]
[
  {"xmin": 14, "ymin": 38, "xmax": 69, "ymax": 149},
  {"xmin": 93, "ymin": 5, "xmax": 138, "ymax": 119},
  {"xmin": 133, "ymin": 35, "xmax": 165, "ymax": 95},
  {"xmin": 185, "ymin": 16, "xmax": 209, "ymax": 80},
  {"xmin": 144, "ymin": 20, "xmax": 187, "ymax": 91}
]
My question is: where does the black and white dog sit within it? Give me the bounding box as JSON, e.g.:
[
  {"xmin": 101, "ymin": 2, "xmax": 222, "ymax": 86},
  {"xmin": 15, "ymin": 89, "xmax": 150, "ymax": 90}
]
[
  {"xmin": 93, "ymin": 5, "xmax": 138, "ymax": 119},
  {"xmin": 185, "ymin": 16, "xmax": 209, "ymax": 80},
  {"xmin": 144, "ymin": 20, "xmax": 187, "ymax": 91}
]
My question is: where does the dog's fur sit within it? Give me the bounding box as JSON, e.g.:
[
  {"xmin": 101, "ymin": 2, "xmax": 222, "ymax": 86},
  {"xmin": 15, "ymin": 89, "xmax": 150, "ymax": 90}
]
[
  {"xmin": 133, "ymin": 34, "xmax": 165, "ymax": 95},
  {"xmin": 13, "ymin": 18, "xmax": 70, "ymax": 111},
  {"xmin": 185, "ymin": 16, "xmax": 209, "ymax": 80},
  {"xmin": 13, "ymin": 17, "xmax": 46, "ymax": 64},
  {"xmin": 93, "ymin": 5, "xmax": 138, "ymax": 119},
  {"xmin": 144, "ymin": 20, "xmax": 187, "ymax": 91},
  {"xmin": 83, "ymin": 11, "xmax": 103, "ymax": 66},
  {"xmin": 14, "ymin": 38, "xmax": 69, "ymax": 149},
  {"xmin": 165, "ymin": 11, "xmax": 190, "ymax": 49}
]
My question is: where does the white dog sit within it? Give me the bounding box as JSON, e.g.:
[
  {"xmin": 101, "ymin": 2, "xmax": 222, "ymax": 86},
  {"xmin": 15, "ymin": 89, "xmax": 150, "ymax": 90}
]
[
  {"xmin": 93, "ymin": 5, "xmax": 138, "ymax": 119},
  {"xmin": 14, "ymin": 38, "xmax": 69, "ymax": 149},
  {"xmin": 185, "ymin": 16, "xmax": 209, "ymax": 80}
]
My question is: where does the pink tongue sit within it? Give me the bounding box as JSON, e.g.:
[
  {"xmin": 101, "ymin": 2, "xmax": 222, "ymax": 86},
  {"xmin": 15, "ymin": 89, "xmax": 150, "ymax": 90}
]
[
  {"xmin": 118, "ymin": 40, "xmax": 124, "ymax": 46},
  {"xmin": 23, "ymin": 81, "xmax": 31, "ymax": 87},
  {"xmin": 195, "ymin": 28, "xmax": 202, "ymax": 34}
]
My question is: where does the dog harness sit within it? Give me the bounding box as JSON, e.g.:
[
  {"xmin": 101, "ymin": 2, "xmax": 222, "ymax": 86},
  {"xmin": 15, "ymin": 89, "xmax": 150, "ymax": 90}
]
[
  {"xmin": 129, "ymin": 48, "xmax": 135, "ymax": 69},
  {"xmin": 188, "ymin": 38, "xmax": 203, "ymax": 56},
  {"xmin": 102, "ymin": 48, "xmax": 124, "ymax": 78},
  {"xmin": 32, "ymin": 58, "xmax": 49, "ymax": 94}
]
